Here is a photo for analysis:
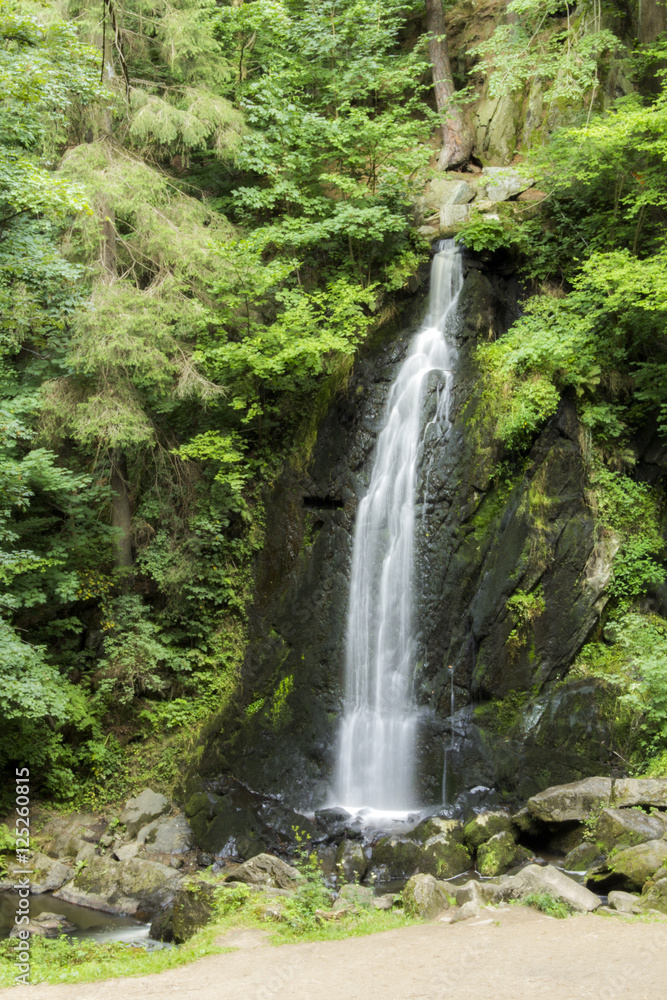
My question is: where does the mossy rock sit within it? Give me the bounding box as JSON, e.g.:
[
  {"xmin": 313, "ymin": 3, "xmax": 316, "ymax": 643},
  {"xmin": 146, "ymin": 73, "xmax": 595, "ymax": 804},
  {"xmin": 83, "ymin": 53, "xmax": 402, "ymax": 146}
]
[
  {"xmin": 594, "ymin": 807, "xmax": 667, "ymax": 854},
  {"xmin": 563, "ymin": 841, "xmax": 605, "ymax": 872},
  {"xmin": 477, "ymin": 831, "xmax": 529, "ymax": 877},
  {"xmin": 402, "ymin": 874, "xmax": 450, "ymax": 920},
  {"xmin": 419, "ymin": 831, "xmax": 471, "ymax": 879},
  {"xmin": 412, "ymin": 817, "xmax": 464, "ymax": 844},
  {"xmin": 368, "ymin": 837, "xmax": 421, "ymax": 880},
  {"xmin": 463, "ymin": 811, "xmax": 515, "ymax": 852},
  {"xmin": 642, "ymin": 876, "xmax": 667, "ymax": 913},
  {"xmin": 586, "ymin": 839, "xmax": 667, "ymax": 892}
]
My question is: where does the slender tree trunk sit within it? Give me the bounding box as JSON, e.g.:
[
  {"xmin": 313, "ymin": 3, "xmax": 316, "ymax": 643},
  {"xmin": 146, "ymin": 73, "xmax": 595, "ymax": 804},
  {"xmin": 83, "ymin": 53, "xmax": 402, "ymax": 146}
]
[
  {"xmin": 425, "ymin": 0, "xmax": 472, "ymax": 169},
  {"xmin": 110, "ymin": 448, "xmax": 133, "ymax": 570}
]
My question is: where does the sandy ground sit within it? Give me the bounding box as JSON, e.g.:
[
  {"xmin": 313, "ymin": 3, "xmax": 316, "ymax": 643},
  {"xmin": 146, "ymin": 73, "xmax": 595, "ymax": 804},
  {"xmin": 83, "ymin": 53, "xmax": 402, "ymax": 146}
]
[{"xmin": 3, "ymin": 908, "xmax": 666, "ymax": 1000}]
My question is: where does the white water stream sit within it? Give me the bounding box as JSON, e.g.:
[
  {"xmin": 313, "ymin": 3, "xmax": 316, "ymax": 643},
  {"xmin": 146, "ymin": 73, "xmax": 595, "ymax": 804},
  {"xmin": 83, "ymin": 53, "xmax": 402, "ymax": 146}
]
[{"xmin": 334, "ymin": 241, "xmax": 463, "ymax": 816}]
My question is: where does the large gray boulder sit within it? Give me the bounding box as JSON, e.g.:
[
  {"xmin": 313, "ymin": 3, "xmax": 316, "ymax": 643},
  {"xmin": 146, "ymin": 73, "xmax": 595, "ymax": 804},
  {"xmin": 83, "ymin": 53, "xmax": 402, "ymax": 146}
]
[
  {"xmin": 587, "ymin": 840, "xmax": 667, "ymax": 892},
  {"xmin": 36, "ymin": 813, "xmax": 105, "ymax": 859},
  {"xmin": 424, "ymin": 178, "xmax": 475, "ymax": 212},
  {"xmin": 607, "ymin": 890, "xmax": 642, "ymax": 914},
  {"xmin": 224, "ymin": 853, "xmax": 301, "ymax": 891},
  {"xmin": 613, "ymin": 778, "xmax": 667, "ymax": 809},
  {"xmin": 120, "ymin": 789, "xmax": 170, "ymax": 838},
  {"xmin": 482, "ymin": 166, "xmax": 534, "ymax": 202},
  {"xmin": 137, "ymin": 814, "xmax": 194, "ymax": 855},
  {"xmin": 526, "ymin": 777, "xmax": 612, "ymax": 823},
  {"xmin": 402, "ymin": 874, "xmax": 450, "ymax": 920},
  {"xmin": 53, "ymin": 855, "xmax": 181, "ymax": 918},
  {"xmin": 494, "ymin": 863, "xmax": 601, "ymax": 913},
  {"xmin": 455, "ymin": 880, "xmax": 496, "ymax": 907},
  {"xmin": 594, "ymin": 807, "xmax": 667, "ymax": 853}
]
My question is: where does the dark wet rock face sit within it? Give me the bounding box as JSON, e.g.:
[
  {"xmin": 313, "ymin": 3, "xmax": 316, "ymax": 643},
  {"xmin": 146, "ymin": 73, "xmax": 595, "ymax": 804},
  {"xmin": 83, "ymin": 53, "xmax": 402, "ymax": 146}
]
[{"xmin": 189, "ymin": 256, "xmax": 633, "ymax": 825}]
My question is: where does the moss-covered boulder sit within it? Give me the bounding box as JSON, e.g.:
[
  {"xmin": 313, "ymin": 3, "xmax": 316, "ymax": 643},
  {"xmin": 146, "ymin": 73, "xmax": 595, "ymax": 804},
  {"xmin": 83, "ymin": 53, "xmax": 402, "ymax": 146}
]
[
  {"xmin": 402, "ymin": 874, "xmax": 450, "ymax": 920},
  {"xmin": 587, "ymin": 840, "xmax": 667, "ymax": 892},
  {"xmin": 412, "ymin": 816, "xmax": 461, "ymax": 843},
  {"xmin": 53, "ymin": 855, "xmax": 181, "ymax": 918},
  {"xmin": 594, "ymin": 807, "xmax": 667, "ymax": 854},
  {"xmin": 463, "ymin": 811, "xmax": 515, "ymax": 852},
  {"xmin": 477, "ymin": 832, "xmax": 531, "ymax": 876},
  {"xmin": 563, "ymin": 842, "xmax": 604, "ymax": 872},
  {"xmin": 642, "ymin": 877, "xmax": 667, "ymax": 914},
  {"xmin": 185, "ymin": 790, "xmax": 267, "ymax": 859},
  {"xmin": 368, "ymin": 837, "xmax": 421, "ymax": 880},
  {"xmin": 169, "ymin": 876, "xmax": 256, "ymax": 942},
  {"xmin": 419, "ymin": 829, "xmax": 470, "ymax": 879}
]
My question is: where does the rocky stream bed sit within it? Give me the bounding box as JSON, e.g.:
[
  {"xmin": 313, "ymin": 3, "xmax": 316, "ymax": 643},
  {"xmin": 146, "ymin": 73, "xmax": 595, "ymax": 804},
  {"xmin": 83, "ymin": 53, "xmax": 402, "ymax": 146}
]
[{"xmin": 3, "ymin": 777, "xmax": 667, "ymax": 946}]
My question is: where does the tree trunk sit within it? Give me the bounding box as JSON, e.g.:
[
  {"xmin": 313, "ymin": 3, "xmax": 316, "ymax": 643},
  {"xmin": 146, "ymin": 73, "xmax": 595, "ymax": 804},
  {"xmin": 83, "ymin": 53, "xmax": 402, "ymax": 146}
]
[
  {"xmin": 424, "ymin": 0, "xmax": 472, "ymax": 169},
  {"xmin": 110, "ymin": 448, "xmax": 133, "ymax": 571},
  {"xmin": 639, "ymin": 0, "xmax": 666, "ymax": 43},
  {"xmin": 639, "ymin": 0, "xmax": 667, "ymax": 92}
]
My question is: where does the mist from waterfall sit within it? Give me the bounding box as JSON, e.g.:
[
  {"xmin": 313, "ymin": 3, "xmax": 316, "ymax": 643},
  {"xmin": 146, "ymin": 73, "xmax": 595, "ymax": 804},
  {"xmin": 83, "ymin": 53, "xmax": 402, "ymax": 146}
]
[{"xmin": 334, "ymin": 240, "xmax": 463, "ymax": 815}]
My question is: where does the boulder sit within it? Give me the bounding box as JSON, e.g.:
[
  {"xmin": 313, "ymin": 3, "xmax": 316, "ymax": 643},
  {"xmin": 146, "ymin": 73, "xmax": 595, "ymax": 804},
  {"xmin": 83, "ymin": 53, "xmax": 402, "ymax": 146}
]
[
  {"xmin": 9, "ymin": 912, "xmax": 76, "ymax": 939},
  {"xmin": 314, "ymin": 807, "xmax": 353, "ymax": 840},
  {"xmin": 373, "ymin": 894, "xmax": 394, "ymax": 911},
  {"xmin": 53, "ymin": 855, "xmax": 181, "ymax": 918},
  {"xmin": 412, "ymin": 816, "xmax": 462, "ymax": 844},
  {"xmin": 368, "ymin": 837, "xmax": 422, "ymax": 880},
  {"xmin": 28, "ymin": 853, "xmax": 71, "ymax": 894},
  {"xmin": 586, "ymin": 840, "xmax": 667, "ymax": 892},
  {"xmin": 526, "ymin": 777, "xmax": 612, "ymax": 824},
  {"xmin": 450, "ymin": 901, "xmax": 481, "ymax": 923},
  {"xmin": 477, "ymin": 832, "xmax": 531, "ymax": 877},
  {"xmin": 546, "ymin": 823, "xmax": 585, "ymax": 854},
  {"xmin": 335, "ymin": 840, "xmax": 367, "ymax": 883},
  {"xmin": 35, "ymin": 813, "xmax": 105, "ymax": 859},
  {"xmin": 641, "ymin": 877, "xmax": 667, "ymax": 914},
  {"xmin": 439, "ymin": 204, "xmax": 470, "ymax": 235},
  {"xmin": 419, "ymin": 828, "xmax": 470, "ymax": 879},
  {"xmin": 594, "ymin": 807, "xmax": 667, "ymax": 853},
  {"xmin": 463, "ymin": 812, "xmax": 515, "ymax": 852},
  {"xmin": 402, "ymin": 874, "xmax": 450, "ymax": 920},
  {"xmin": 424, "ymin": 178, "xmax": 475, "ymax": 213},
  {"xmin": 224, "ymin": 853, "xmax": 301, "ymax": 891},
  {"xmin": 185, "ymin": 790, "xmax": 267, "ymax": 858},
  {"xmin": 563, "ymin": 842, "xmax": 604, "ymax": 871},
  {"xmin": 456, "ymin": 881, "xmax": 496, "ymax": 908},
  {"xmin": 482, "ymin": 167, "xmax": 534, "ymax": 202},
  {"xmin": 612, "ymin": 778, "xmax": 667, "ymax": 809},
  {"xmin": 137, "ymin": 815, "xmax": 194, "ymax": 855},
  {"xmin": 120, "ymin": 789, "xmax": 170, "ymax": 838},
  {"xmin": 511, "ymin": 807, "xmax": 544, "ymax": 839},
  {"xmin": 607, "ymin": 890, "xmax": 642, "ymax": 914},
  {"xmin": 494, "ymin": 863, "xmax": 601, "ymax": 913},
  {"xmin": 113, "ymin": 843, "xmax": 140, "ymax": 863}
]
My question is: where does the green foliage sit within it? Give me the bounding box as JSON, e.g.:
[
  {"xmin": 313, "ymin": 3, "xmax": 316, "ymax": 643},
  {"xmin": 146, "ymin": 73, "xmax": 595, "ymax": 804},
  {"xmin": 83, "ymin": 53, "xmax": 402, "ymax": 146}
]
[
  {"xmin": 281, "ymin": 834, "xmax": 331, "ymax": 933},
  {"xmin": 572, "ymin": 612, "xmax": 667, "ymax": 770},
  {"xmin": 520, "ymin": 892, "xmax": 572, "ymax": 918},
  {"xmin": 471, "ymin": 0, "xmax": 616, "ymax": 108}
]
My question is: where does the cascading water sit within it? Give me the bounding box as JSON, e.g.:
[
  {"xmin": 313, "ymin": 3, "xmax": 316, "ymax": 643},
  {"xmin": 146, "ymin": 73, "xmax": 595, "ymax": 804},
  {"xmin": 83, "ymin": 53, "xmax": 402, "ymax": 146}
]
[{"xmin": 335, "ymin": 240, "xmax": 463, "ymax": 816}]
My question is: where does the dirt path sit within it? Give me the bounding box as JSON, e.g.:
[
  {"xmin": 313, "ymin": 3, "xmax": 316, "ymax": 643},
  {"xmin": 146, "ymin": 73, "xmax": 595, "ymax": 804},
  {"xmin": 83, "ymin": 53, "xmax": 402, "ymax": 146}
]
[{"xmin": 4, "ymin": 908, "xmax": 666, "ymax": 1000}]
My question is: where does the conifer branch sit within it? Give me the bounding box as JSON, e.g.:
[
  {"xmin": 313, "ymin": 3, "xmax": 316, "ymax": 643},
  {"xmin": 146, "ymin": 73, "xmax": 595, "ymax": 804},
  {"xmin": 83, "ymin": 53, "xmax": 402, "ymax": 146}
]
[{"xmin": 101, "ymin": 0, "xmax": 130, "ymax": 99}]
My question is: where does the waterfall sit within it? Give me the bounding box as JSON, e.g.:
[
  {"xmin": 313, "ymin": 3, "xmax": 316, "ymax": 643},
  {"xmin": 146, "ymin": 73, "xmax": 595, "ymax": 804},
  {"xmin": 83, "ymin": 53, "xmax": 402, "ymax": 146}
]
[{"xmin": 335, "ymin": 240, "xmax": 463, "ymax": 815}]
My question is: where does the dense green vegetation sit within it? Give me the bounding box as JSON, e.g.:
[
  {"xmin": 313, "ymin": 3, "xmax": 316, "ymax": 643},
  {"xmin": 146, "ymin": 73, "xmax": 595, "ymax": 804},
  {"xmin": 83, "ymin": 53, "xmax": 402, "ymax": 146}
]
[
  {"xmin": 0, "ymin": 0, "xmax": 439, "ymax": 805},
  {"xmin": 1, "ymin": 0, "xmax": 667, "ymax": 807}
]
